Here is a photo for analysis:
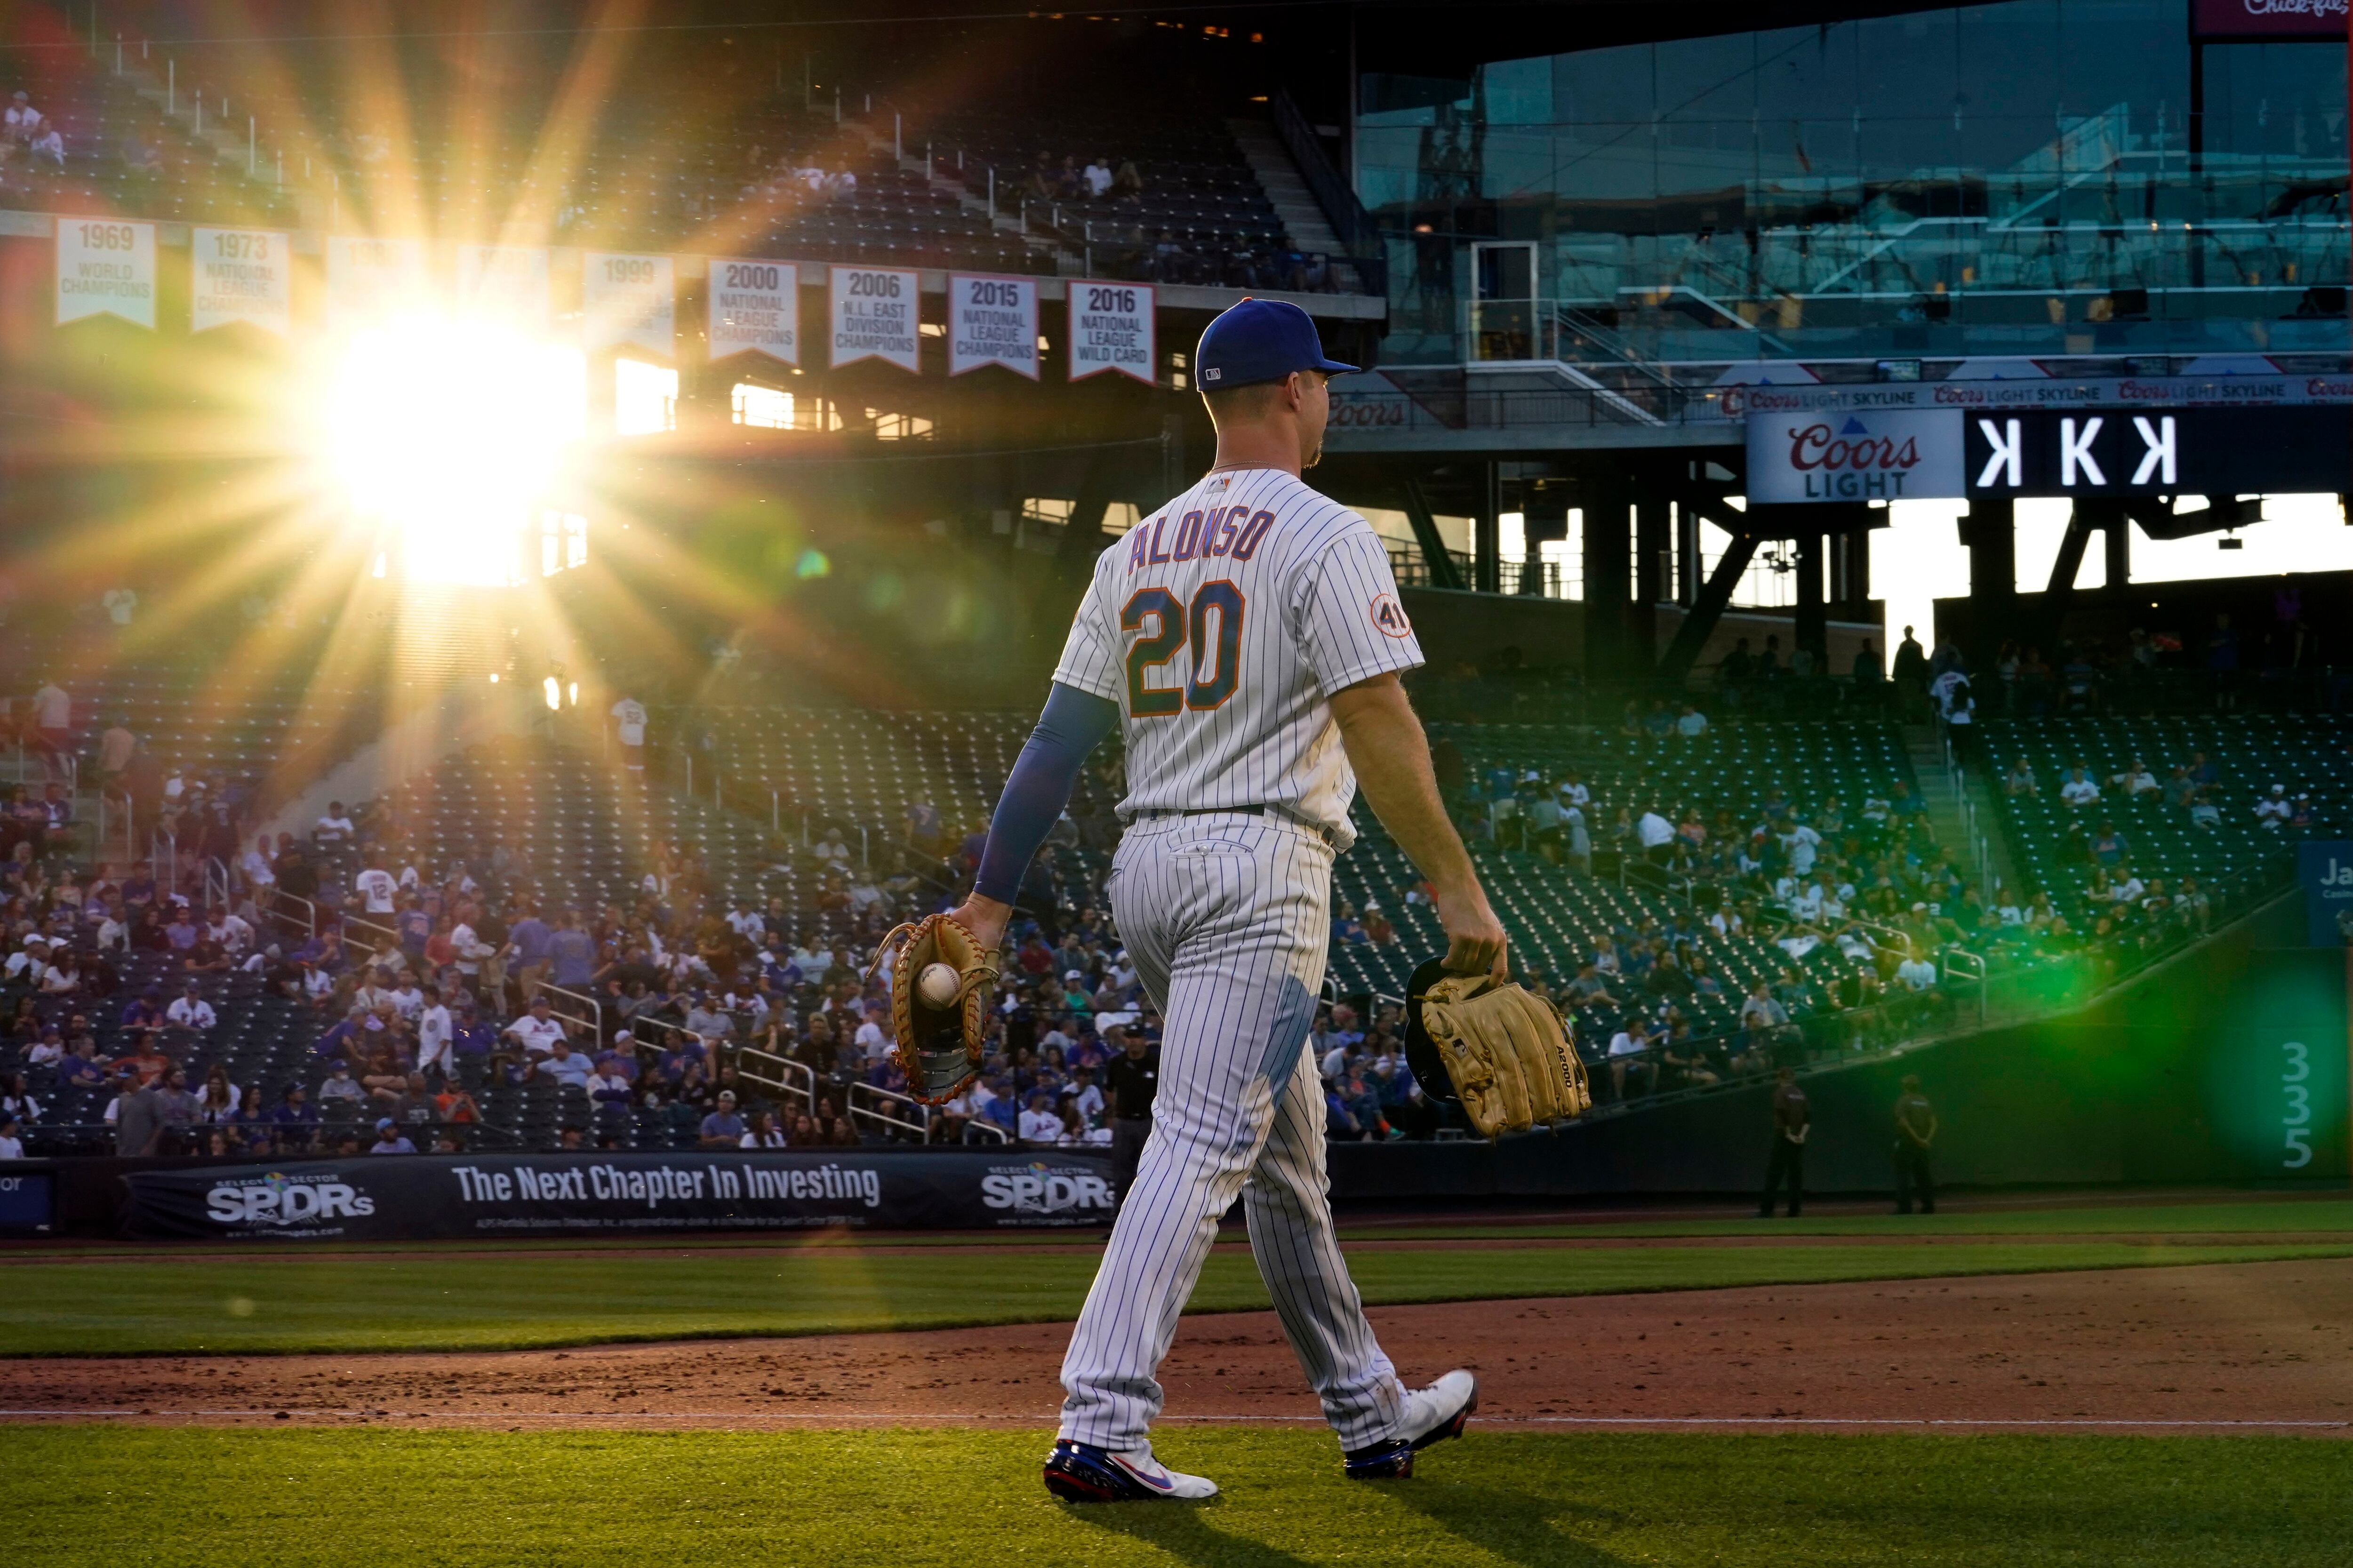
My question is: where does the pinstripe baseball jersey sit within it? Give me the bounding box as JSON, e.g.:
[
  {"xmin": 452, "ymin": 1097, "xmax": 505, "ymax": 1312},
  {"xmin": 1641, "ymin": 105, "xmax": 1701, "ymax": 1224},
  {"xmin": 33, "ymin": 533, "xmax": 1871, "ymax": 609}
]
[{"xmin": 1051, "ymin": 466, "xmax": 1423, "ymax": 849}]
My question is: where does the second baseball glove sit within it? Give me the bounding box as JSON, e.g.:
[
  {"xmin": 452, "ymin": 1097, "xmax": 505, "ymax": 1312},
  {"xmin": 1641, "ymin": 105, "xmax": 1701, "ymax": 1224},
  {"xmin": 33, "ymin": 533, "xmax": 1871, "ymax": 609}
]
[
  {"xmin": 870, "ymin": 913, "xmax": 1001, "ymax": 1105},
  {"xmin": 1410, "ymin": 969, "xmax": 1589, "ymax": 1139}
]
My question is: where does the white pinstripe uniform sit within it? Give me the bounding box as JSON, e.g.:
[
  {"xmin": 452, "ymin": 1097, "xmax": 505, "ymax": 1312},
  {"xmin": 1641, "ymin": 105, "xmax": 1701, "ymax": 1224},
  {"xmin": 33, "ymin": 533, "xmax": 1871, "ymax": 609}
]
[{"xmin": 1048, "ymin": 465, "xmax": 1425, "ymax": 1453}]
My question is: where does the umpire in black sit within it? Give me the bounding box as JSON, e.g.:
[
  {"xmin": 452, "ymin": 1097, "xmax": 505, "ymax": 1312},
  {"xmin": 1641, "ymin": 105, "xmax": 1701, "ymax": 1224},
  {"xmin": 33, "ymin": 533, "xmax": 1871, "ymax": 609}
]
[
  {"xmin": 1758, "ymin": 1066, "xmax": 1809, "ymax": 1218},
  {"xmin": 1101, "ymin": 1024, "xmax": 1160, "ymax": 1203},
  {"xmin": 1892, "ymin": 1073, "xmax": 1938, "ymax": 1214}
]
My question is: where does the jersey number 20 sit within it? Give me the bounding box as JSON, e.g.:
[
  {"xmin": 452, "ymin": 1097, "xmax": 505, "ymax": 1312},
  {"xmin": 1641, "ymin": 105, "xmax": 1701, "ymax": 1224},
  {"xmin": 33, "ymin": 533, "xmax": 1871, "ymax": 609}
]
[{"xmin": 1121, "ymin": 583, "xmax": 1245, "ymax": 716}]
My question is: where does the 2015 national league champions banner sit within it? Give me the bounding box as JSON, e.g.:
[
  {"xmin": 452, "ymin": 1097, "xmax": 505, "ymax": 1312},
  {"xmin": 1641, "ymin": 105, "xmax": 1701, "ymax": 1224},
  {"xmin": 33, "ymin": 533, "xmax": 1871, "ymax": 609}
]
[{"xmin": 122, "ymin": 1150, "xmax": 1117, "ymax": 1239}]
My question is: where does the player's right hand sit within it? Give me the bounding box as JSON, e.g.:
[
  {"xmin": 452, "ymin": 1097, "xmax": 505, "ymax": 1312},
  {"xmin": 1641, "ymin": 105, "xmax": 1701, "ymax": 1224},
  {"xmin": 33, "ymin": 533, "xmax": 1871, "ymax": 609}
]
[{"xmin": 1433, "ymin": 887, "xmax": 1507, "ymax": 979}]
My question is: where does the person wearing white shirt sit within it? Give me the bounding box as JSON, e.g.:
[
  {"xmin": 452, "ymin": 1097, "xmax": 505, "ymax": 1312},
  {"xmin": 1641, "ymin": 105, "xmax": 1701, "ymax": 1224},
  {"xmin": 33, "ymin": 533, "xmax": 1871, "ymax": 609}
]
[
  {"xmin": 416, "ymin": 991, "xmax": 455, "ymax": 1076},
  {"xmin": 610, "ymin": 695, "xmax": 648, "ymax": 773},
  {"xmin": 1557, "ymin": 775, "xmax": 1591, "ymax": 811},
  {"xmin": 504, "ymin": 1001, "xmax": 568, "ymax": 1056},
  {"xmin": 854, "ymin": 1009, "xmax": 890, "ymax": 1065},
  {"xmin": 240, "ymin": 836, "xmax": 276, "ymax": 891},
  {"xmin": 0, "ymin": 1120, "xmax": 24, "ymax": 1160},
  {"xmin": 387, "ymin": 979, "xmax": 425, "ymax": 1020},
  {"xmin": 2059, "ymin": 769, "xmax": 2100, "ymax": 808},
  {"xmin": 2112, "ymin": 873, "xmax": 2146, "ymax": 904},
  {"xmin": 1783, "ymin": 822, "xmax": 1821, "ymax": 877},
  {"xmin": 725, "ymin": 904, "xmax": 764, "ymax": 940},
  {"xmin": 355, "ymin": 860, "xmax": 398, "ymax": 915},
  {"xmin": 1896, "ymin": 952, "xmax": 1939, "ymax": 992},
  {"xmin": 740, "ymin": 1113, "xmax": 790, "ymax": 1149},
  {"xmin": 208, "ymin": 910, "xmax": 255, "ymax": 956},
  {"xmin": 1636, "ymin": 809, "xmax": 1675, "ymax": 860},
  {"xmin": 1789, "ymin": 880, "xmax": 1825, "ymax": 924},
  {"xmin": 315, "ymin": 804, "xmax": 357, "ymax": 846},
  {"xmin": 2111, "ymin": 759, "xmax": 2159, "ymax": 797},
  {"xmin": 1018, "ymin": 1096, "xmax": 1064, "ymax": 1144},
  {"xmin": 2253, "ymin": 785, "xmax": 2293, "ymax": 827},
  {"xmin": 1083, "ymin": 157, "xmax": 1113, "ymax": 198},
  {"xmin": 165, "ymin": 984, "xmax": 216, "ymax": 1031}
]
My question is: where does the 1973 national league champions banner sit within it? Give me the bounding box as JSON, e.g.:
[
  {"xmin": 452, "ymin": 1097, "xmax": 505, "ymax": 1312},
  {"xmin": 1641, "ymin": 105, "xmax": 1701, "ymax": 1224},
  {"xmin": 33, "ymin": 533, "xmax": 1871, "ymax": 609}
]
[{"xmin": 190, "ymin": 227, "xmax": 292, "ymax": 336}]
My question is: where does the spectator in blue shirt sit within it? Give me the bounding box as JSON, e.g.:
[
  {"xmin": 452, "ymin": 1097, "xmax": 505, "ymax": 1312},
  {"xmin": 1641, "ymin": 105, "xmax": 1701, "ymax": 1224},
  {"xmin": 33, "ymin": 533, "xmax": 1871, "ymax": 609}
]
[
  {"xmin": 548, "ymin": 915, "xmax": 597, "ymax": 991},
  {"xmin": 697, "ymin": 1089, "xmax": 746, "ymax": 1148},
  {"xmin": 120, "ymin": 988, "xmax": 166, "ymax": 1030},
  {"xmin": 508, "ymin": 906, "xmax": 552, "ymax": 992}
]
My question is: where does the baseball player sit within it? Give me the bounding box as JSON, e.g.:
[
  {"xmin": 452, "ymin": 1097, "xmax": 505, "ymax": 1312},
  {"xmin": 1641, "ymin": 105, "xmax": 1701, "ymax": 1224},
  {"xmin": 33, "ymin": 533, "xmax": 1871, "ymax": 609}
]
[{"xmin": 946, "ymin": 298, "xmax": 1500, "ymax": 1502}]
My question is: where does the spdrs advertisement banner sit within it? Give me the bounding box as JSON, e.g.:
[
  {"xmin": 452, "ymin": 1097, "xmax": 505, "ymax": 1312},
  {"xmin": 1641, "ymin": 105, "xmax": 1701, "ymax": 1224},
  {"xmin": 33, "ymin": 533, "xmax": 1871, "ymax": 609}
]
[{"xmin": 124, "ymin": 1151, "xmax": 1116, "ymax": 1240}]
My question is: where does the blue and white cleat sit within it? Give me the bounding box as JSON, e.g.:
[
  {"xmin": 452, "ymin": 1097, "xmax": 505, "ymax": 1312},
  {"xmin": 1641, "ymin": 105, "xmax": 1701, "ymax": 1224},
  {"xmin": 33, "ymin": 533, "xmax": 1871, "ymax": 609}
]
[
  {"xmin": 1343, "ymin": 1369, "xmax": 1478, "ymax": 1480},
  {"xmin": 1044, "ymin": 1438, "xmax": 1220, "ymax": 1503}
]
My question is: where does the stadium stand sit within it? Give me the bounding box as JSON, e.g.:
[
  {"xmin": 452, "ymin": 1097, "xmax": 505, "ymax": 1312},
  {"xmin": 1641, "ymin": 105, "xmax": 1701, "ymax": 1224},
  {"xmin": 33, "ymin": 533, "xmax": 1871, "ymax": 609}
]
[
  {"xmin": 1979, "ymin": 713, "xmax": 2347, "ymax": 936},
  {"xmin": 17, "ymin": 641, "xmax": 2305, "ymax": 1166}
]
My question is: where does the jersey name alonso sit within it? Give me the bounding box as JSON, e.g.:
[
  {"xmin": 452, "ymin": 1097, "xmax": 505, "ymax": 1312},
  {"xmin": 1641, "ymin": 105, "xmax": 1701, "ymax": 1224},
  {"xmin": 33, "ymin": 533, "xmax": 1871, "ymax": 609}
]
[{"xmin": 1052, "ymin": 466, "xmax": 1423, "ymax": 849}]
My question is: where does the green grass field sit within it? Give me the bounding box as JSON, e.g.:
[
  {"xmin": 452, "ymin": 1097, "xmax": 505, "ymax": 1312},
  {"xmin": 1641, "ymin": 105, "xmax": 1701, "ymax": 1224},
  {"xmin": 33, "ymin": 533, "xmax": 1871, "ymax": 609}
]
[
  {"xmin": 14, "ymin": 1427, "xmax": 2352, "ymax": 1567},
  {"xmin": 1346, "ymin": 1197, "xmax": 2353, "ymax": 1241},
  {"xmin": 6, "ymin": 1235, "xmax": 2349, "ymax": 1355}
]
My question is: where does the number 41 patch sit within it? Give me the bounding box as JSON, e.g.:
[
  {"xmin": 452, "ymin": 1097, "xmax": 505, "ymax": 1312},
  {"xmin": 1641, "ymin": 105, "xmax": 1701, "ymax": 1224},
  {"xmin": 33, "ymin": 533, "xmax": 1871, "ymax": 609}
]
[{"xmin": 1369, "ymin": 593, "xmax": 1413, "ymax": 639}]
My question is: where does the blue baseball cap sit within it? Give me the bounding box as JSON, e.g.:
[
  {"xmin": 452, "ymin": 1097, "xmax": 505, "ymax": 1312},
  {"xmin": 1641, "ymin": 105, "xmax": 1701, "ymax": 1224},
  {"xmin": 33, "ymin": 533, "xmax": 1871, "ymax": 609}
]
[{"xmin": 1196, "ymin": 298, "xmax": 1357, "ymax": 392}]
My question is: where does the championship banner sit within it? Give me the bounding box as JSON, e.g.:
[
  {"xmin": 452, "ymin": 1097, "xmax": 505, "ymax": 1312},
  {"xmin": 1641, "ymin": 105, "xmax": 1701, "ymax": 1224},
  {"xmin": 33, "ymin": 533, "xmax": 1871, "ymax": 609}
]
[
  {"xmin": 583, "ymin": 251, "xmax": 675, "ymax": 358},
  {"xmin": 829, "ymin": 264, "xmax": 919, "ymax": 372},
  {"xmin": 949, "ymin": 273, "xmax": 1040, "ymax": 379},
  {"xmin": 456, "ymin": 244, "xmax": 552, "ymax": 333},
  {"xmin": 190, "ymin": 227, "xmax": 291, "ymax": 336},
  {"xmin": 122, "ymin": 1150, "xmax": 1117, "ymax": 1240},
  {"xmin": 55, "ymin": 217, "xmax": 155, "ymax": 329},
  {"xmin": 326, "ymin": 236, "xmax": 431, "ymax": 336},
  {"xmin": 1070, "ymin": 279, "xmax": 1155, "ymax": 384},
  {"xmin": 708, "ymin": 256, "xmax": 799, "ymax": 364}
]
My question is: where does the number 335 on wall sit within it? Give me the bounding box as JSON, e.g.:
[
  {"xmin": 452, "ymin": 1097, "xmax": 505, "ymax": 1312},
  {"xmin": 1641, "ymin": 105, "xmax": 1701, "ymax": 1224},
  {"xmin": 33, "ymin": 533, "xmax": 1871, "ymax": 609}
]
[{"xmin": 2280, "ymin": 1040, "xmax": 2314, "ymax": 1169}]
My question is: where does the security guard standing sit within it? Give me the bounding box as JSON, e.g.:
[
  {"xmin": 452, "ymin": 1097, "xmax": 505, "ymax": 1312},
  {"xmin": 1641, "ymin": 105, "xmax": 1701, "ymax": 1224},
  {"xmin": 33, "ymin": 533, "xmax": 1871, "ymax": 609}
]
[
  {"xmin": 1893, "ymin": 1073, "xmax": 1937, "ymax": 1214},
  {"xmin": 1101, "ymin": 1024, "xmax": 1160, "ymax": 1204},
  {"xmin": 1758, "ymin": 1066, "xmax": 1809, "ymax": 1218}
]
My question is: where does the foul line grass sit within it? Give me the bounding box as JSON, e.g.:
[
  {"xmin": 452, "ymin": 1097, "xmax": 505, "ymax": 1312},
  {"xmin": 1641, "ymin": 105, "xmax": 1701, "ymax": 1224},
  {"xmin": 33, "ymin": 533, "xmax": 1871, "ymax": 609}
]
[
  {"xmin": 12, "ymin": 1426, "xmax": 2353, "ymax": 1567},
  {"xmin": 8, "ymin": 1240, "xmax": 2350, "ymax": 1356}
]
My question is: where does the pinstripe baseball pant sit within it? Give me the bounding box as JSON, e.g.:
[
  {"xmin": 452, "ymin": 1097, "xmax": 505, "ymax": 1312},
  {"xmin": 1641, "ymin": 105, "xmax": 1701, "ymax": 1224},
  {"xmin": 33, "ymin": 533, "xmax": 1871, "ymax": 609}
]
[{"xmin": 1057, "ymin": 810, "xmax": 1407, "ymax": 1451}]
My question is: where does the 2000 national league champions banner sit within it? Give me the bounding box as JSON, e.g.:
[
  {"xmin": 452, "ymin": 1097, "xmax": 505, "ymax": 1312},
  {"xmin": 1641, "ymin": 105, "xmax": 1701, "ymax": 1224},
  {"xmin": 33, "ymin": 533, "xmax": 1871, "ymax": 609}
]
[{"xmin": 123, "ymin": 1151, "xmax": 1117, "ymax": 1239}]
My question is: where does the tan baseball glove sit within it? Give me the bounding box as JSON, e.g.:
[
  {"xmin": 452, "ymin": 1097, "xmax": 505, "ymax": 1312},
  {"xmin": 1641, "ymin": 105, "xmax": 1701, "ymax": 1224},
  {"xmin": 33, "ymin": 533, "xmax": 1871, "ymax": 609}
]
[
  {"xmin": 870, "ymin": 913, "xmax": 1000, "ymax": 1104},
  {"xmin": 1414, "ymin": 972, "xmax": 1590, "ymax": 1138}
]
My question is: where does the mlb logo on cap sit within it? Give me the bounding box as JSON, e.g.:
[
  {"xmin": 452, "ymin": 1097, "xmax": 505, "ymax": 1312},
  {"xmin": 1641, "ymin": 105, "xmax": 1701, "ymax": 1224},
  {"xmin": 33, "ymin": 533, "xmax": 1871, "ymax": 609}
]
[{"xmin": 1196, "ymin": 298, "xmax": 1357, "ymax": 392}]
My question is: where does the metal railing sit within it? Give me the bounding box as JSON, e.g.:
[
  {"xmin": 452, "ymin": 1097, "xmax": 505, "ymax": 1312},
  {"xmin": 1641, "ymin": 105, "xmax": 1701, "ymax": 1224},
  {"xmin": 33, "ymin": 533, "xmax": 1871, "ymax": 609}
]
[
  {"xmin": 734, "ymin": 1042, "xmax": 818, "ymax": 1117},
  {"xmin": 848, "ymin": 1080, "xmax": 932, "ymax": 1141},
  {"xmin": 1266, "ymin": 88, "xmax": 1386, "ymax": 296},
  {"xmin": 534, "ymin": 979, "xmax": 605, "ymax": 1046}
]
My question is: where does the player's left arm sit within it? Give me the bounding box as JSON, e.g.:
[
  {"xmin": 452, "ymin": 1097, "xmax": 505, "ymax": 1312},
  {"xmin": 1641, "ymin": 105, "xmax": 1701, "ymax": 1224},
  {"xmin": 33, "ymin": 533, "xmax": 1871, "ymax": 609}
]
[{"xmin": 947, "ymin": 681, "xmax": 1120, "ymax": 952}]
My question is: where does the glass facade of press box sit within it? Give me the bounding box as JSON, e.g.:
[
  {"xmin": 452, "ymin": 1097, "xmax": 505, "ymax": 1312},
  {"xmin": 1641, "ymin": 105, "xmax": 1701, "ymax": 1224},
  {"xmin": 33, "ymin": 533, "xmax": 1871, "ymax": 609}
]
[{"xmin": 1356, "ymin": 0, "xmax": 2350, "ymax": 368}]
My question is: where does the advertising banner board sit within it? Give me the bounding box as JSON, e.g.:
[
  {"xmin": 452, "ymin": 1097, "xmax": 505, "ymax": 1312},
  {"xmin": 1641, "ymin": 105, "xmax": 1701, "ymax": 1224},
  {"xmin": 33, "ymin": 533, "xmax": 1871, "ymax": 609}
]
[{"xmin": 123, "ymin": 1151, "xmax": 1117, "ymax": 1239}]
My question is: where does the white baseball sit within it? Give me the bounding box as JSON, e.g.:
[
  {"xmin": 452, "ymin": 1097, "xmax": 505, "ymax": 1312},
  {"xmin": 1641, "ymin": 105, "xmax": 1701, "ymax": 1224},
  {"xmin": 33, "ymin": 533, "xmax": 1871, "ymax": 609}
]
[{"xmin": 917, "ymin": 962, "xmax": 962, "ymax": 1008}]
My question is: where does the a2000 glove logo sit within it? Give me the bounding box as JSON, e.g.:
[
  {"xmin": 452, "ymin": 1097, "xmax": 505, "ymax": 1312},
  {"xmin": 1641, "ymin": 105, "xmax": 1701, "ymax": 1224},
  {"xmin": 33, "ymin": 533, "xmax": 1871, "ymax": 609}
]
[{"xmin": 206, "ymin": 1171, "xmax": 376, "ymax": 1225}]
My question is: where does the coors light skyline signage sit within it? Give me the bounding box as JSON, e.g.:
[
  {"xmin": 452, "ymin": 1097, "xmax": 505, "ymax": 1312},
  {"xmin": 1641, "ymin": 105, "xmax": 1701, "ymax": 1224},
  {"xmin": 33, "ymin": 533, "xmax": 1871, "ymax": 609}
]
[
  {"xmin": 1744, "ymin": 408, "xmax": 1965, "ymax": 504},
  {"xmin": 2191, "ymin": 0, "xmax": 2347, "ymax": 39}
]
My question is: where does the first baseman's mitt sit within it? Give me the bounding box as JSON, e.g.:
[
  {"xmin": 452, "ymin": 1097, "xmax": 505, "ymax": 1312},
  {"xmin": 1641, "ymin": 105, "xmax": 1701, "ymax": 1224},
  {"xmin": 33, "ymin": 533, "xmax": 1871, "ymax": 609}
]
[
  {"xmin": 1403, "ymin": 959, "xmax": 1589, "ymax": 1139},
  {"xmin": 870, "ymin": 913, "xmax": 1001, "ymax": 1104}
]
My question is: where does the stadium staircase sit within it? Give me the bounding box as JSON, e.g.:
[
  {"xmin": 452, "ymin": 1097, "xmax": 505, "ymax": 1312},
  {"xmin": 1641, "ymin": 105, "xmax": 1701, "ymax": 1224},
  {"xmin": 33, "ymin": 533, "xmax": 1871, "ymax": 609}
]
[
  {"xmin": 1225, "ymin": 117, "xmax": 1337, "ymax": 257},
  {"xmin": 1901, "ymin": 722, "xmax": 2017, "ymax": 899}
]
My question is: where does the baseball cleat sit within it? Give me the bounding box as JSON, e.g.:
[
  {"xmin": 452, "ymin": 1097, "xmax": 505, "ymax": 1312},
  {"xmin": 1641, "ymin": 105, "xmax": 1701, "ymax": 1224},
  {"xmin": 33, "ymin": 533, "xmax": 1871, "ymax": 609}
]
[
  {"xmin": 1344, "ymin": 1369, "xmax": 1478, "ymax": 1480},
  {"xmin": 1043, "ymin": 1438, "xmax": 1219, "ymax": 1503}
]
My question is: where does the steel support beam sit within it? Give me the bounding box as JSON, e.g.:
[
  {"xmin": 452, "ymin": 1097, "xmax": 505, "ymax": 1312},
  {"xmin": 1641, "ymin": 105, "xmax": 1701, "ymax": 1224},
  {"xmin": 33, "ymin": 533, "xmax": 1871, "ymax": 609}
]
[
  {"xmin": 1397, "ymin": 472, "xmax": 1466, "ymax": 591},
  {"xmin": 1657, "ymin": 530, "xmax": 1760, "ymax": 685}
]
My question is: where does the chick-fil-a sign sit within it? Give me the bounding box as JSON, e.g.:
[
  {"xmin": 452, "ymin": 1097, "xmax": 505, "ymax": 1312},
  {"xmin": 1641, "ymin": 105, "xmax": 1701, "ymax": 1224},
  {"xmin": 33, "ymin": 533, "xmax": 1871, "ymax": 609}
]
[{"xmin": 1746, "ymin": 408, "xmax": 1964, "ymax": 504}]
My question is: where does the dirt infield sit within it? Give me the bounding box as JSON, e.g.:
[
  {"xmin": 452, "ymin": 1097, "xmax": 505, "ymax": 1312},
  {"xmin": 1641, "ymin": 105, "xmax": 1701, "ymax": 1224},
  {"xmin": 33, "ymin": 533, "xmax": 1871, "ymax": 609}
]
[{"xmin": 9, "ymin": 1256, "xmax": 2352, "ymax": 1435}]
